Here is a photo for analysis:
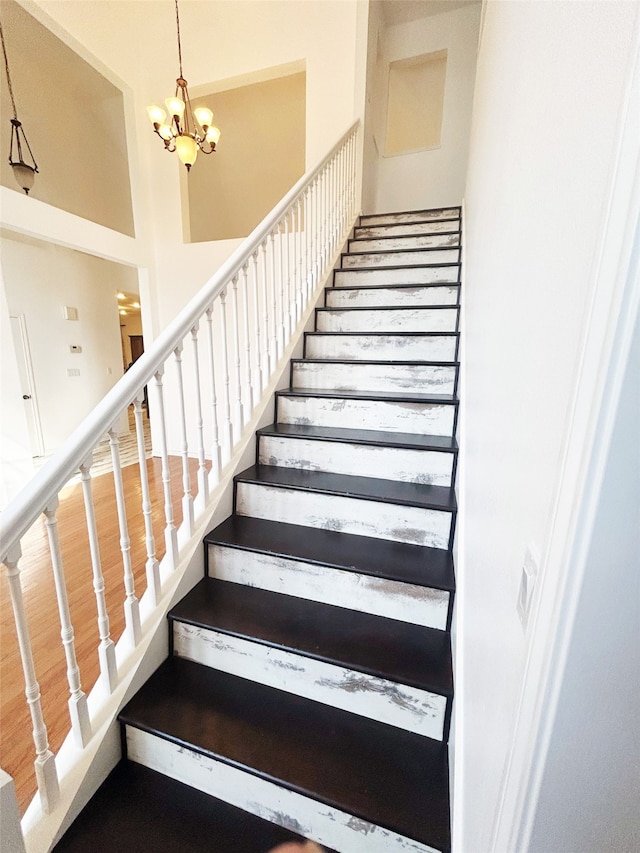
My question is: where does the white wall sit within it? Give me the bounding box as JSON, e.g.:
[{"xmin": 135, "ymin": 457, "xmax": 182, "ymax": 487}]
[
  {"xmin": 458, "ymin": 2, "xmax": 639, "ymax": 850},
  {"xmin": 527, "ymin": 305, "xmax": 640, "ymax": 853},
  {"xmin": 364, "ymin": 3, "xmax": 480, "ymax": 214},
  {"xmin": 1, "ymin": 233, "xmax": 137, "ymax": 458}
]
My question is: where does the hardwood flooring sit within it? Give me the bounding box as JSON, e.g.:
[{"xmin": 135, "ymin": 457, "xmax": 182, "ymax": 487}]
[{"xmin": 1, "ymin": 450, "xmax": 209, "ymax": 815}]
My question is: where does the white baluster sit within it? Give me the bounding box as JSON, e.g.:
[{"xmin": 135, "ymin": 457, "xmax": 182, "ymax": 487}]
[
  {"xmin": 297, "ymin": 196, "xmax": 305, "ymax": 311},
  {"xmin": 43, "ymin": 498, "xmax": 91, "ymax": 747},
  {"xmin": 173, "ymin": 344, "xmax": 194, "ymax": 537},
  {"xmin": 153, "ymin": 368, "xmax": 179, "ymax": 571},
  {"xmin": 190, "ymin": 324, "xmax": 209, "ymax": 509},
  {"xmin": 230, "ymin": 276, "xmax": 244, "ymax": 436},
  {"xmin": 284, "ymin": 212, "xmax": 295, "ymax": 336},
  {"xmin": 292, "ymin": 203, "xmax": 300, "ymax": 323},
  {"xmin": 4, "ymin": 543, "xmax": 60, "ymax": 814},
  {"xmin": 312, "ymin": 177, "xmax": 319, "ymax": 292},
  {"xmin": 79, "ymin": 454, "xmax": 118, "ymax": 692},
  {"xmin": 250, "ymin": 252, "xmax": 263, "ymax": 405},
  {"xmin": 277, "ymin": 222, "xmax": 287, "ymax": 352},
  {"xmin": 205, "ymin": 306, "xmax": 222, "ymax": 486},
  {"xmin": 268, "ymin": 231, "xmax": 279, "ymax": 363},
  {"xmin": 218, "ymin": 289, "xmax": 234, "ymax": 462},
  {"xmin": 259, "ymin": 243, "xmax": 271, "ymax": 387},
  {"xmin": 304, "ymin": 187, "xmax": 312, "ymax": 301},
  {"xmin": 108, "ymin": 429, "xmax": 142, "ymax": 646},
  {"xmin": 133, "ymin": 396, "xmax": 161, "ymax": 606},
  {"xmin": 240, "ymin": 263, "xmax": 254, "ymax": 414}
]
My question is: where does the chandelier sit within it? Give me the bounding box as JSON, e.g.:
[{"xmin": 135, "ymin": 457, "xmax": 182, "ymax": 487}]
[
  {"xmin": 0, "ymin": 21, "xmax": 38, "ymax": 194},
  {"xmin": 146, "ymin": 0, "xmax": 220, "ymax": 171}
]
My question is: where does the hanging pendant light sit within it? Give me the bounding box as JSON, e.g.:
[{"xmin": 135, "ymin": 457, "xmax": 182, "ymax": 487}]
[
  {"xmin": 0, "ymin": 21, "xmax": 39, "ymax": 194},
  {"xmin": 146, "ymin": 0, "xmax": 221, "ymax": 171}
]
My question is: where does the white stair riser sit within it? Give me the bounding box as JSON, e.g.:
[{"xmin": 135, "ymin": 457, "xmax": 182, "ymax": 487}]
[
  {"xmin": 126, "ymin": 729, "xmax": 442, "ymax": 853},
  {"xmin": 316, "ymin": 308, "xmax": 458, "ymax": 333},
  {"xmin": 342, "ymin": 250, "xmax": 458, "ymax": 270},
  {"xmin": 350, "ymin": 234, "xmax": 460, "ymax": 252},
  {"xmin": 361, "ymin": 209, "xmax": 459, "ymax": 225},
  {"xmin": 356, "ymin": 222, "xmax": 459, "ymax": 239},
  {"xmin": 208, "ymin": 544, "xmax": 450, "ymax": 629},
  {"xmin": 277, "ymin": 395, "xmax": 456, "ymax": 437},
  {"xmin": 306, "ymin": 334, "xmax": 457, "ymax": 362},
  {"xmin": 236, "ymin": 483, "xmax": 453, "ymax": 549},
  {"xmin": 259, "ymin": 435, "xmax": 454, "ymax": 486},
  {"xmin": 326, "ymin": 285, "xmax": 459, "ymax": 308},
  {"xmin": 292, "ymin": 362, "xmax": 457, "ymax": 395},
  {"xmin": 172, "ymin": 623, "xmax": 447, "ymax": 740},
  {"xmin": 334, "ymin": 267, "xmax": 459, "ymax": 287}
]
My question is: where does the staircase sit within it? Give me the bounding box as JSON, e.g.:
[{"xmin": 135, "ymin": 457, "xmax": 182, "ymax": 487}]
[{"xmin": 54, "ymin": 206, "xmax": 461, "ymax": 853}]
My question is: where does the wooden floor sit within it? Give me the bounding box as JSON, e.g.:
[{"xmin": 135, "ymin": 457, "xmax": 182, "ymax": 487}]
[{"xmin": 1, "ymin": 450, "xmax": 208, "ymax": 814}]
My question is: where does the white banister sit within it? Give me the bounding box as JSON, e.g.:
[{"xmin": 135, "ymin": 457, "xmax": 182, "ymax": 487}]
[
  {"xmin": 0, "ymin": 121, "xmax": 360, "ymax": 832},
  {"xmin": 79, "ymin": 455, "xmax": 118, "ymax": 692},
  {"xmin": 43, "ymin": 499, "xmax": 91, "ymax": 748}
]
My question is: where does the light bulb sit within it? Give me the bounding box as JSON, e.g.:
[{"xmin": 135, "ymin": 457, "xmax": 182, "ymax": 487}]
[
  {"xmin": 206, "ymin": 126, "xmax": 221, "ymax": 146},
  {"xmin": 175, "ymin": 134, "xmax": 198, "ymax": 169},
  {"xmin": 158, "ymin": 124, "xmax": 173, "ymax": 141},
  {"xmin": 165, "ymin": 96, "xmax": 185, "ymax": 118},
  {"xmin": 147, "ymin": 104, "xmax": 166, "ymax": 126},
  {"xmin": 194, "ymin": 106, "xmax": 213, "ymax": 129}
]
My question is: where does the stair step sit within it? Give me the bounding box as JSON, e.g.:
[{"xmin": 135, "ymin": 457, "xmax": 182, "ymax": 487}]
[
  {"xmin": 234, "ymin": 464, "xmax": 456, "ymax": 549},
  {"xmin": 360, "ymin": 207, "xmax": 460, "ymax": 225},
  {"xmin": 354, "ymin": 222, "xmax": 460, "ymax": 240},
  {"xmin": 341, "ymin": 248, "xmax": 459, "ymax": 269},
  {"xmin": 334, "ymin": 266, "xmax": 459, "ymax": 287},
  {"xmin": 316, "ymin": 306, "xmax": 459, "ymax": 333},
  {"xmin": 121, "ymin": 658, "xmax": 451, "ymax": 853},
  {"xmin": 206, "ymin": 515, "xmax": 454, "ymax": 630},
  {"xmin": 258, "ymin": 422, "xmax": 457, "ymax": 486},
  {"xmin": 325, "ymin": 284, "xmax": 459, "ymax": 308},
  {"xmin": 305, "ymin": 332, "xmax": 458, "ymax": 362},
  {"xmin": 348, "ymin": 233, "xmax": 460, "ymax": 252},
  {"xmin": 53, "ymin": 760, "xmax": 330, "ymax": 852},
  {"xmin": 169, "ymin": 578, "xmax": 452, "ymax": 738},
  {"xmin": 275, "ymin": 387, "xmax": 458, "ymax": 437},
  {"xmin": 291, "ymin": 358, "xmax": 457, "ymax": 395}
]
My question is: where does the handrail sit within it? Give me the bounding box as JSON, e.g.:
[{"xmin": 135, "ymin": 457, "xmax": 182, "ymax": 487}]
[{"xmin": 0, "ymin": 120, "xmax": 359, "ymax": 561}]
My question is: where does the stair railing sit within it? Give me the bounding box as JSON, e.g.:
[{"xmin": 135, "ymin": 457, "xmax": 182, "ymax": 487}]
[{"xmin": 0, "ymin": 121, "xmax": 359, "ymax": 818}]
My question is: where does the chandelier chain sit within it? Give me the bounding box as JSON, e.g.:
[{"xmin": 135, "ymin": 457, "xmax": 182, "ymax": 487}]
[
  {"xmin": 0, "ymin": 22, "xmax": 18, "ymax": 119},
  {"xmin": 175, "ymin": 0, "xmax": 183, "ymax": 79}
]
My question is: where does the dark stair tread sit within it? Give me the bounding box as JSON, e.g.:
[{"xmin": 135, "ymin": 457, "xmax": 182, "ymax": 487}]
[
  {"xmin": 316, "ymin": 304, "xmax": 459, "ymax": 313},
  {"xmin": 235, "ymin": 464, "xmax": 457, "ymax": 512},
  {"xmin": 276, "ymin": 386, "xmax": 458, "ymax": 404},
  {"xmin": 205, "ymin": 515, "xmax": 455, "ymax": 592},
  {"xmin": 306, "ymin": 330, "xmax": 459, "ymax": 337},
  {"xmin": 327, "ymin": 282, "xmax": 461, "ymax": 292},
  {"xmin": 291, "ymin": 357, "xmax": 458, "ymax": 368},
  {"xmin": 53, "ymin": 760, "xmax": 333, "ymax": 853},
  {"xmin": 334, "ymin": 261, "xmax": 460, "ymax": 272},
  {"xmin": 258, "ymin": 422, "xmax": 458, "ymax": 453},
  {"xmin": 349, "ymin": 232, "xmax": 461, "ymax": 242},
  {"xmin": 170, "ymin": 578, "xmax": 452, "ymax": 696},
  {"xmin": 120, "ymin": 658, "xmax": 451, "ymax": 851}
]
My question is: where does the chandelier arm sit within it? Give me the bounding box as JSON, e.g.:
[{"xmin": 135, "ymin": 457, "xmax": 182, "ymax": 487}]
[{"xmin": 17, "ymin": 121, "xmax": 38, "ymax": 171}]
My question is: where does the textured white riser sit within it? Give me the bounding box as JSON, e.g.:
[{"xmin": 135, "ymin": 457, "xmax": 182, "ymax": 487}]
[
  {"xmin": 342, "ymin": 250, "xmax": 458, "ymax": 270},
  {"xmin": 208, "ymin": 544, "xmax": 450, "ymax": 629},
  {"xmin": 362, "ymin": 209, "xmax": 459, "ymax": 225},
  {"xmin": 292, "ymin": 361, "xmax": 456, "ymax": 395},
  {"xmin": 126, "ymin": 729, "xmax": 442, "ymax": 853},
  {"xmin": 356, "ymin": 222, "xmax": 459, "ymax": 239},
  {"xmin": 259, "ymin": 435, "xmax": 454, "ymax": 486},
  {"xmin": 326, "ymin": 285, "xmax": 459, "ymax": 308},
  {"xmin": 277, "ymin": 395, "xmax": 456, "ymax": 437},
  {"xmin": 316, "ymin": 308, "xmax": 458, "ymax": 333},
  {"xmin": 334, "ymin": 267, "xmax": 459, "ymax": 287},
  {"xmin": 305, "ymin": 334, "xmax": 457, "ymax": 362},
  {"xmin": 236, "ymin": 483, "xmax": 452, "ymax": 549},
  {"xmin": 172, "ymin": 623, "xmax": 446, "ymax": 739},
  {"xmin": 351, "ymin": 234, "xmax": 460, "ymax": 252}
]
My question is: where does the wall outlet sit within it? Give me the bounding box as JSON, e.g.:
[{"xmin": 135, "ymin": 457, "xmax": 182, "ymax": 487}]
[
  {"xmin": 69, "ymin": 344, "xmax": 82, "ymax": 353},
  {"xmin": 66, "ymin": 368, "xmax": 80, "ymax": 377},
  {"xmin": 517, "ymin": 543, "xmax": 539, "ymax": 628}
]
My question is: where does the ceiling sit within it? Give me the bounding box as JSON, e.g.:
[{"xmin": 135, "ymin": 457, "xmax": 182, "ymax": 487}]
[{"xmin": 379, "ymin": 0, "xmax": 480, "ymax": 27}]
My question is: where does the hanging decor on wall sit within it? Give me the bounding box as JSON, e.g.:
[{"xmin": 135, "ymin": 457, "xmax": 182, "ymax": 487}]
[
  {"xmin": 0, "ymin": 21, "xmax": 39, "ymax": 194},
  {"xmin": 146, "ymin": 0, "xmax": 221, "ymax": 171}
]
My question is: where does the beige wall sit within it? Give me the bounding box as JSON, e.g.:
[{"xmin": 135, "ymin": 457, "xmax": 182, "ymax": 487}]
[
  {"xmin": 188, "ymin": 71, "xmax": 306, "ymax": 243},
  {"xmin": 0, "ymin": 0, "xmax": 135, "ymax": 236}
]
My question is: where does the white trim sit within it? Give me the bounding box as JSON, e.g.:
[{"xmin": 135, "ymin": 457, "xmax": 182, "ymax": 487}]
[{"xmin": 491, "ymin": 21, "xmax": 640, "ymax": 852}]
